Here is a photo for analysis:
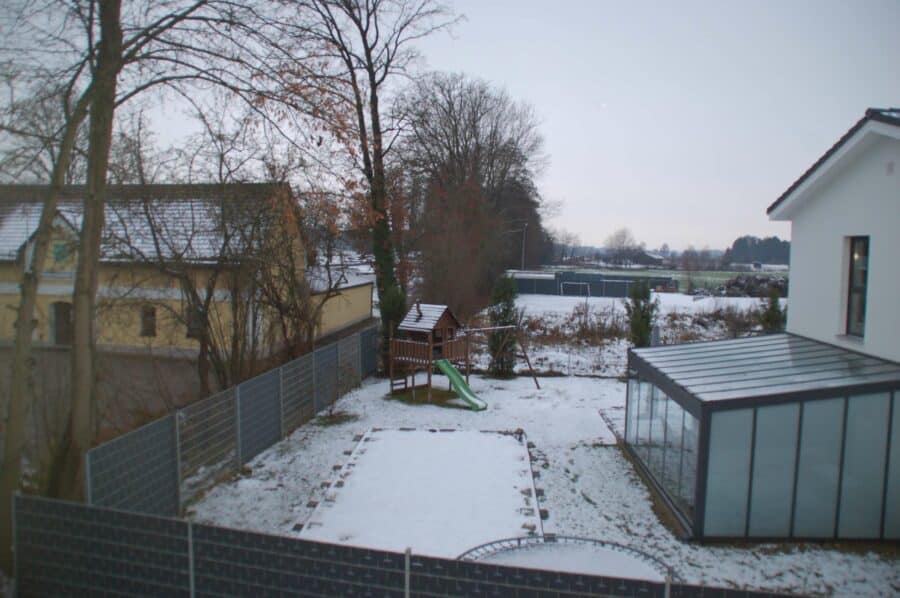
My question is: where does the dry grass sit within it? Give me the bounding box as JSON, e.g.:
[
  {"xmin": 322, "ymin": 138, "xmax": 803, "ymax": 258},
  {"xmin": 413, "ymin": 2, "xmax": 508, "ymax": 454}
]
[
  {"xmin": 523, "ymin": 302, "xmax": 626, "ymax": 348},
  {"xmin": 383, "ymin": 387, "xmax": 470, "ymax": 410},
  {"xmin": 313, "ymin": 411, "xmax": 360, "ymax": 426}
]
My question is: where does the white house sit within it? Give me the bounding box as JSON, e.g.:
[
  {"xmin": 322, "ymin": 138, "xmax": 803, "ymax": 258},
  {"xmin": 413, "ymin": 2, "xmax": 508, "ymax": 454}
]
[
  {"xmin": 622, "ymin": 108, "xmax": 900, "ymax": 542},
  {"xmin": 768, "ymin": 108, "xmax": 900, "ymax": 363}
]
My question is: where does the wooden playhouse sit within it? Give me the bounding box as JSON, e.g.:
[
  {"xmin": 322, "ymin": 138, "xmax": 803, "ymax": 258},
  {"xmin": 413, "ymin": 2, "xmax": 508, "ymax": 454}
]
[{"xmin": 389, "ymin": 302, "xmax": 470, "ymax": 397}]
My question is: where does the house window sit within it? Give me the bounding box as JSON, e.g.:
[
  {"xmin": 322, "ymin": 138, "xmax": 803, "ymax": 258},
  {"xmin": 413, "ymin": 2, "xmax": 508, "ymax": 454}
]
[
  {"xmin": 185, "ymin": 305, "xmax": 205, "ymax": 339},
  {"xmin": 846, "ymin": 236, "xmax": 868, "ymax": 337},
  {"xmin": 140, "ymin": 305, "xmax": 157, "ymax": 337},
  {"xmin": 51, "ymin": 301, "xmax": 73, "ymax": 345},
  {"xmin": 52, "ymin": 241, "xmax": 69, "ymax": 263}
]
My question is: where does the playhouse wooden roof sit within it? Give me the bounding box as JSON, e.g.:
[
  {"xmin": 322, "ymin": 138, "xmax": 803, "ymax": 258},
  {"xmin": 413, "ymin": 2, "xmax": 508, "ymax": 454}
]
[{"xmin": 397, "ymin": 303, "xmax": 461, "ymax": 333}]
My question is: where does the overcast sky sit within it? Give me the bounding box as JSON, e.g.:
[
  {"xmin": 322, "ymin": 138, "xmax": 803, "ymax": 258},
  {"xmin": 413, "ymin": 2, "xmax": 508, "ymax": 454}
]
[{"xmin": 414, "ymin": 0, "xmax": 900, "ymax": 250}]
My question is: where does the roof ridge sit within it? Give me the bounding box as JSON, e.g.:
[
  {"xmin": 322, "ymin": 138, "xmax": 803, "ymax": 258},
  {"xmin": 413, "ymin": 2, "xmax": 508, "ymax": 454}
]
[{"xmin": 768, "ymin": 109, "xmax": 899, "ymax": 215}]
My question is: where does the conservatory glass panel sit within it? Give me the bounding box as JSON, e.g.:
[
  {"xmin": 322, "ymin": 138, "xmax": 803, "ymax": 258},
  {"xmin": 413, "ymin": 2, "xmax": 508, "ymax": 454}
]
[
  {"xmin": 648, "ymin": 387, "xmax": 667, "ymax": 477},
  {"xmin": 793, "ymin": 398, "xmax": 843, "ymax": 537},
  {"xmin": 748, "ymin": 404, "xmax": 799, "ymax": 537},
  {"xmin": 884, "ymin": 393, "xmax": 900, "ymax": 539},
  {"xmin": 838, "ymin": 392, "xmax": 890, "ymax": 538},
  {"xmin": 680, "ymin": 409, "xmax": 698, "ymax": 515},
  {"xmin": 662, "ymin": 394, "xmax": 684, "ymax": 503},
  {"xmin": 626, "ymin": 379, "xmax": 638, "ymax": 444},
  {"xmin": 704, "ymin": 409, "xmax": 753, "ymax": 536},
  {"xmin": 635, "ymin": 381, "xmax": 652, "ymax": 461}
]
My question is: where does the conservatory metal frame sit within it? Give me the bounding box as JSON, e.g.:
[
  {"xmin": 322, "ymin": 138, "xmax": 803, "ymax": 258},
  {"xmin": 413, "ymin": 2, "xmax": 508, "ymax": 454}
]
[{"xmin": 625, "ymin": 333, "xmax": 900, "ymax": 541}]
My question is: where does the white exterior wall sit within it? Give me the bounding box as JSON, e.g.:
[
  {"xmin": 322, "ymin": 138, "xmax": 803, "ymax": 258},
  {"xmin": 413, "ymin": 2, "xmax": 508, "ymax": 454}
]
[{"xmin": 786, "ymin": 135, "xmax": 900, "ymax": 362}]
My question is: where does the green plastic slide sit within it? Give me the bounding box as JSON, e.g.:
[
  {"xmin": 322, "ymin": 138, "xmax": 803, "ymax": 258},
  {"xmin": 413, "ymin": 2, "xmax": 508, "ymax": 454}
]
[{"xmin": 434, "ymin": 359, "xmax": 487, "ymax": 411}]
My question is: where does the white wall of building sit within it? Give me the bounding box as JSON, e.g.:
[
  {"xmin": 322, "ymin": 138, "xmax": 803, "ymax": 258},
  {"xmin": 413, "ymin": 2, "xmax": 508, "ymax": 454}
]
[{"xmin": 785, "ymin": 134, "xmax": 900, "ymax": 362}]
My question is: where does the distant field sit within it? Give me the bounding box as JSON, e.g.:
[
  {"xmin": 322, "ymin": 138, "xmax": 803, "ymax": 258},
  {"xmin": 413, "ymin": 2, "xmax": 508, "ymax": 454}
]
[{"xmin": 544, "ymin": 267, "xmax": 788, "ymax": 289}]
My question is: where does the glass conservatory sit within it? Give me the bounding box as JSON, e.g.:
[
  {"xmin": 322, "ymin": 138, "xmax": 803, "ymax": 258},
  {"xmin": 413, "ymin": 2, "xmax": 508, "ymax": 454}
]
[{"xmin": 625, "ymin": 333, "xmax": 900, "ymax": 541}]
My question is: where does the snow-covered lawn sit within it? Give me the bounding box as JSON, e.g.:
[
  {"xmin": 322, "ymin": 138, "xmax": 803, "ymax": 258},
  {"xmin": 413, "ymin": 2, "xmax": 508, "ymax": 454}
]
[
  {"xmin": 481, "ymin": 540, "xmax": 666, "ymax": 582},
  {"xmin": 300, "ymin": 428, "xmax": 541, "ymax": 557},
  {"xmin": 188, "ymin": 374, "xmax": 898, "ymax": 596},
  {"xmin": 506, "ymin": 292, "xmax": 784, "ymax": 377},
  {"xmin": 516, "ymin": 291, "xmax": 767, "ymax": 321}
]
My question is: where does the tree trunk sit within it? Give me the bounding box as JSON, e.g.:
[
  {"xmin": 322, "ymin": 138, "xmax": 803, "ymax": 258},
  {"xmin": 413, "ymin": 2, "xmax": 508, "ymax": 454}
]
[
  {"xmin": 364, "ymin": 68, "xmax": 400, "ymax": 369},
  {"xmin": 0, "ymin": 94, "xmax": 91, "ymax": 576},
  {"xmin": 53, "ymin": 0, "xmax": 123, "ymax": 501},
  {"xmin": 198, "ymin": 336, "xmax": 212, "ymax": 397}
]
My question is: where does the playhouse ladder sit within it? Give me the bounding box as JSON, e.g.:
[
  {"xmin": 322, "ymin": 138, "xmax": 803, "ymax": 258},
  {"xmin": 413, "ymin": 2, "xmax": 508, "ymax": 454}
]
[{"xmin": 390, "ymin": 372, "xmax": 408, "ymax": 394}]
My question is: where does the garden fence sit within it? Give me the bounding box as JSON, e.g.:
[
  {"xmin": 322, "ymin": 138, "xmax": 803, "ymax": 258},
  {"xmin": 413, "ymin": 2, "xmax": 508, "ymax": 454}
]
[
  {"xmin": 13, "ymin": 494, "xmax": 787, "ymax": 597},
  {"xmin": 14, "ymin": 319, "xmax": 790, "ymax": 597},
  {"xmin": 84, "ymin": 323, "xmax": 379, "ymax": 515}
]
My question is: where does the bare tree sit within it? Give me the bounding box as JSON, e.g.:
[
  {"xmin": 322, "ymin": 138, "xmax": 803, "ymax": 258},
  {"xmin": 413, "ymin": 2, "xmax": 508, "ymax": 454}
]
[
  {"xmin": 393, "ymin": 72, "xmax": 549, "ymax": 315},
  {"xmin": 278, "ymin": 0, "xmax": 458, "ymax": 355},
  {"xmin": 604, "ymin": 227, "xmax": 639, "ymax": 265},
  {"xmin": 0, "ymin": 0, "xmax": 300, "ymax": 565}
]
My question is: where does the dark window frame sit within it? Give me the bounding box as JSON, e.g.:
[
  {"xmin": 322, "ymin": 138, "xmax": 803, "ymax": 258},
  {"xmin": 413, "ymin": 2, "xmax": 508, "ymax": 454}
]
[
  {"xmin": 185, "ymin": 305, "xmax": 205, "ymax": 339},
  {"xmin": 845, "ymin": 236, "xmax": 869, "ymax": 337},
  {"xmin": 140, "ymin": 305, "xmax": 157, "ymax": 338}
]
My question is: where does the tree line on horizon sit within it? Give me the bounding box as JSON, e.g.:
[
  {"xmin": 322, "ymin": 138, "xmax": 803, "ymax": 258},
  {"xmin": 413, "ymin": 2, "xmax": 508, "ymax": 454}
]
[{"xmin": 548, "ymin": 228, "xmax": 790, "ymax": 269}]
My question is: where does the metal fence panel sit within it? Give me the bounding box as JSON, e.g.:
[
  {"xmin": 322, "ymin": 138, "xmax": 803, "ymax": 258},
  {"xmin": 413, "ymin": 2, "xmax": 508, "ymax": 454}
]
[
  {"xmin": 314, "ymin": 343, "xmax": 338, "ymax": 413},
  {"xmin": 191, "ymin": 523, "xmax": 405, "ymax": 597},
  {"xmin": 360, "ymin": 325, "xmax": 379, "ymax": 377},
  {"xmin": 410, "ymin": 554, "xmax": 667, "ymax": 596},
  {"xmin": 14, "ymin": 495, "xmax": 190, "ymax": 597},
  {"xmin": 86, "ymin": 414, "xmax": 178, "ymax": 516},
  {"xmin": 281, "ymin": 353, "xmax": 315, "ymax": 433},
  {"xmin": 338, "ymin": 332, "xmax": 361, "ymax": 393},
  {"xmin": 14, "ymin": 494, "xmax": 778, "ymax": 598},
  {"xmin": 178, "ymin": 388, "xmax": 237, "ymax": 505},
  {"xmin": 237, "ymin": 369, "xmax": 281, "ymax": 465}
]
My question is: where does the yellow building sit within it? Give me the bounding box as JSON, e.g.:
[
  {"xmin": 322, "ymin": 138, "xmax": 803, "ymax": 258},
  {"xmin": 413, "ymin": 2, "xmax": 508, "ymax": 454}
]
[{"xmin": 0, "ymin": 184, "xmax": 373, "ymax": 355}]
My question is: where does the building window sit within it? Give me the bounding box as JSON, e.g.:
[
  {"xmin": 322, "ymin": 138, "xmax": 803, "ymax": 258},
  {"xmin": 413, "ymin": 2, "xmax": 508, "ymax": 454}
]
[
  {"xmin": 185, "ymin": 305, "xmax": 205, "ymax": 339},
  {"xmin": 140, "ymin": 305, "xmax": 157, "ymax": 337},
  {"xmin": 52, "ymin": 241, "xmax": 69, "ymax": 263},
  {"xmin": 846, "ymin": 236, "xmax": 868, "ymax": 337},
  {"xmin": 51, "ymin": 301, "xmax": 73, "ymax": 345}
]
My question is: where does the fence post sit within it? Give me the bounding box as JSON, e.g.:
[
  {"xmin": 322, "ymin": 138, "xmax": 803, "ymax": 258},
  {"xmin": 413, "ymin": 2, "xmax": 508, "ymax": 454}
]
[
  {"xmin": 404, "ymin": 547, "xmax": 411, "ymax": 598},
  {"xmin": 356, "ymin": 332, "xmax": 361, "ymax": 383},
  {"xmin": 83, "ymin": 451, "xmax": 92, "ymax": 505},
  {"xmin": 187, "ymin": 521, "xmax": 196, "ymax": 598},
  {"xmin": 312, "ymin": 348, "xmax": 317, "ymax": 413},
  {"xmin": 279, "ymin": 365, "xmax": 286, "ymax": 439},
  {"xmin": 174, "ymin": 412, "xmax": 183, "ymax": 513},
  {"xmin": 235, "ymin": 385, "xmax": 242, "ymax": 468},
  {"xmin": 664, "ymin": 567, "xmax": 672, "ymax": 598}
]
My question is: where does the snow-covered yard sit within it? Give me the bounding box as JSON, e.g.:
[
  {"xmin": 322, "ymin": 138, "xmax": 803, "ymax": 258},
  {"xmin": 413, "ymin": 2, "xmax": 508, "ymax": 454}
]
[
  {"xmin": 300, "ymin": 428, "xmax": 542, "ymax": 557},
  {"xmin": 499, "ymin": 292, "xmax": 785, "ymax": 377},
  {"xmin": 188, "ymin": 374, "xmax": 899, "ymax": 596}
]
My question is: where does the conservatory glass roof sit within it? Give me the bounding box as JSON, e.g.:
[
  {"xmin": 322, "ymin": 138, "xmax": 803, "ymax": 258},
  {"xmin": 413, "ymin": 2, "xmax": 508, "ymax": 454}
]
[{"xmin": 631, "ymin": 333, "xmax": 900, "ymax": 403}]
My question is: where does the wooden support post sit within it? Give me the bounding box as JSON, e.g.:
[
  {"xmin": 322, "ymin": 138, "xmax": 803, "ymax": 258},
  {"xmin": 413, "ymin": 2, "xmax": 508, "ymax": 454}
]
[
  {"xmin": 427, "ymin": 332, "xmax": 433, "ymax": 402},
  {"xmin": 518, "ymin": 330, "xmax": 541, "ymax": 390},
  {"xmin": 389, "ymin": 324, "xmax": 394, "ymax": 389},
  {"xmin": 465, "ymin": 331, "xmax": 470, "ymax": 385}
]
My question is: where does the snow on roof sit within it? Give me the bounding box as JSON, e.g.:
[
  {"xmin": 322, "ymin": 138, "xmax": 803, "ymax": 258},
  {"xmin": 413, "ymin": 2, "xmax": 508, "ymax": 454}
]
[
  {"xmin": 0, "ymin": 184, "xmax": 288, "ymax": 262},
  {"xmin": 507, "ymin": 270, "xmax": 556, "ymax": 280},
  {"xmin": 305, "ymin": 265, "xmax": 374, "ymax": 293},
  {"xmin": 398, "ymin": 303, "xmax": 456, "ymax": 332}
]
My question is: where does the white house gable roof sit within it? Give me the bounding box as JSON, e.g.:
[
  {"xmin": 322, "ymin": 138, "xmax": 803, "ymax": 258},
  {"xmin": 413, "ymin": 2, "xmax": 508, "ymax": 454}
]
[
  {"xmin": 768, "ymin": 108, "xmax": 900, "ymax": 221},
  {"xmin": 398, "ymin": 303, "xmax": 456, "ymax": 333}
]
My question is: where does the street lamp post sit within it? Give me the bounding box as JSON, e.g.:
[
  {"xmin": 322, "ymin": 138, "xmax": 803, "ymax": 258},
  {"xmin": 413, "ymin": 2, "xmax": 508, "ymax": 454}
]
[{"xmin": 520, "ymin": 223, "xmax": 528, "ymax": 270}]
